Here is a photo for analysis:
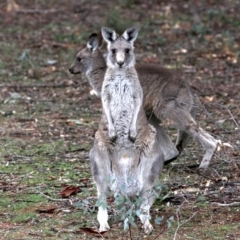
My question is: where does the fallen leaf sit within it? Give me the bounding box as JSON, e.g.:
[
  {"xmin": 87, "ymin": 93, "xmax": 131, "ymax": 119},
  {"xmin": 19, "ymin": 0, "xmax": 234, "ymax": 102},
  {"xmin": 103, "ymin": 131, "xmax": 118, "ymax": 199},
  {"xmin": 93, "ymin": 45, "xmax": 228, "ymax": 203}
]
[
  {"xmin": 90, "ymin": 89, "xmax": 98, "ymax": 96},
  {"xmin": 7, "ymin": 0, "xmax": 20, "ymax": 12},
  {"xmin": 36, "ymin": 206, "xmax": 57, "ymax": 214},
  {"xmin": 46, "ymin": 59, "xmax": 57, "ymax": 65},
  {"xmin": 0, "ymin": 222, "xmax": 18, "ymax": 230},
  {"xmin": 66, "ymin": 119, "xmax": 84, "ymax": 125},
  {"xmin": 182, "ymin": 187, "xmax": 200, "ymax": 193},
  {"xmin": 60, "ymin": 185, "xmax": 81, "ymax": 198},
  {"xmin": 49, "ymin": 176, "xmax": 57, "ymax": 180},
  {"xmin": 217, "ymin": 141, "xmax": 234, "ymax": 152},
  {"xmin": 75, "ymin": 227, "xmax": 108, "ymax": 238},
  {"xmin": 222, "ymin": 142, "xmax": 234, "ymax": 149},
  {"xmin": 205, "ymin": 180, "xmax": 212, "ymax": 188},
  {"xmin": 61, "ymin": 209, "xmax": 72, "ymax": 213}
]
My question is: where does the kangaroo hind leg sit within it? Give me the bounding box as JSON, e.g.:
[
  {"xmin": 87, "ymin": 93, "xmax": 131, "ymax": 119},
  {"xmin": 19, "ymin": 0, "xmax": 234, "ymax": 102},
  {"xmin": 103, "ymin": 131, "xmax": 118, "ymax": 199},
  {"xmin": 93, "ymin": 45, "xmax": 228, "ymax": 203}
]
[
  {"xmin": 89, "ymin": 145, "xmax": 111, "ymax": 232},
  {"xmin": 174, "ymin": 109, "xmax": 218, "ymax": 168},
  {"xmin": 148, "ymin": 114, "xmax": 179, "ymax": 163}
]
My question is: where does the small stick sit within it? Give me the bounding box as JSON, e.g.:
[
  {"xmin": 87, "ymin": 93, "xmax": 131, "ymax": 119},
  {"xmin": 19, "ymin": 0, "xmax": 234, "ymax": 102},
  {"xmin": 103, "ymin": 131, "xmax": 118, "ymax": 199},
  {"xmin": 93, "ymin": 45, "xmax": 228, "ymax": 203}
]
[
  {"xmin": 16, "ymin": 8, "xmax": 63, "ymax": 14},
  {"xmin": 173, "ymin": 199, "xmax": 199, "ymax": 240},
  {"xmin": 34, "ymin": 189, "xmax": 68, "ymax": 202},
  {"xmin": 211, "ymin": 202, "xmax": 240, "ymax": 207},
  {"xmin": 153, "ymin": 226, "xmax": 168, "ymax": 240}
]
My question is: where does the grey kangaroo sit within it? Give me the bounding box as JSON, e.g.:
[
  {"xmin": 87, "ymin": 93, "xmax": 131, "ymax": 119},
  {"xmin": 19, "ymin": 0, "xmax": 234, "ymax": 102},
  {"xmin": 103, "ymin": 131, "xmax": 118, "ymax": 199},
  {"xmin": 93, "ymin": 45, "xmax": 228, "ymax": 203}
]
[
  {"xmin": 69, "ymin": 32, "xmax": 219, "ymax": 169},
  {"xmin": 89, "ymin": 26, "xmax": 164, "ymax": 234}
]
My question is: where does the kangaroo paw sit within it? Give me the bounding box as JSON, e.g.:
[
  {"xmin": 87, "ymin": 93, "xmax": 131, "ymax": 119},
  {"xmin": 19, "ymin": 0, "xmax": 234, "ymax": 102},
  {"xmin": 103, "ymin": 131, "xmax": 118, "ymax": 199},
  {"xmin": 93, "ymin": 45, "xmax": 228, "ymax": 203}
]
[
  {"xmin": 143, "ymin": 222, "xmax": 153, "ymax": 235},
  {"xmin": 108, "ymin": 128, "xmax": 117, "ymax": 141},
  {"xmin": 99, "ymin": 222, "xmax": 110, "ymax": 232},
  {"xmin": 129, "ymin": 129, "xmax": 137, "ymax": 142}
]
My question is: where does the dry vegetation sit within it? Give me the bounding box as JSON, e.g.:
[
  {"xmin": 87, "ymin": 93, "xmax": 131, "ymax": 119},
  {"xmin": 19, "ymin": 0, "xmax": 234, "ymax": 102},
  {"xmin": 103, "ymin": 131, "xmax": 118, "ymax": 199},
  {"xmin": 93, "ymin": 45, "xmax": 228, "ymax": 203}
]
[{"xmin": 0, "ymin": 0, "xmax": 240, "ymax": 239}]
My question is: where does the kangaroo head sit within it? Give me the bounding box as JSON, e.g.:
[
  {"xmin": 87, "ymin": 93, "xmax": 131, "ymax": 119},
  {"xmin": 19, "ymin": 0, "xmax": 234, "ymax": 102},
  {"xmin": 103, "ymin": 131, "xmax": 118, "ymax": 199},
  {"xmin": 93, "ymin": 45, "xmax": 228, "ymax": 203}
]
[
  {"xmin": 101, "ymin": 26, "xmax": 139, "ymax": 69},
  {"xmin": 69, "ymin": 33, "xmax": 104, "ymax": 74}
]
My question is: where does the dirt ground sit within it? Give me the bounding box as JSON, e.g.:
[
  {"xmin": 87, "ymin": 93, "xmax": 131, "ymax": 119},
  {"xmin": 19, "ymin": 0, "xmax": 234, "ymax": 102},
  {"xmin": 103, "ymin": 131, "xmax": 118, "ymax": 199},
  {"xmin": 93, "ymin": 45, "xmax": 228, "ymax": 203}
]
[{"xmin": 0, "ymin": 0, "xmax": 240, "ymax": 239}]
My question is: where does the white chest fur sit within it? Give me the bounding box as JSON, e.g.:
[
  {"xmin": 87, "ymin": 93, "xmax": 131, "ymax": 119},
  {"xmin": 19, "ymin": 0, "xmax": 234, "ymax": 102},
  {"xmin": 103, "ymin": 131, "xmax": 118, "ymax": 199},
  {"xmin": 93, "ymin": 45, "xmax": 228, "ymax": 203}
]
[{"xmin": 102, "ymin": 70, "xmax": 136, "ymax": 137}]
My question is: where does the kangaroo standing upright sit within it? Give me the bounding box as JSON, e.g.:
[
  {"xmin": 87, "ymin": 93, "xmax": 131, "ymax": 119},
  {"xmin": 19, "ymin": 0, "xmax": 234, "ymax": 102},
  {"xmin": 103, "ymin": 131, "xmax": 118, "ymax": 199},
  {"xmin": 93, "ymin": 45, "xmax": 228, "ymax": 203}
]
[
  {"xmin": 69, "ymin": 33, "xmax": 179, "ymax": 164},
  {"xmin": 69, "ymin": 32, "xmax": 219, "ymax": 169},
  {"xmin": 89, "ymin": 26, "xmax": 164, "ymax": 234}
]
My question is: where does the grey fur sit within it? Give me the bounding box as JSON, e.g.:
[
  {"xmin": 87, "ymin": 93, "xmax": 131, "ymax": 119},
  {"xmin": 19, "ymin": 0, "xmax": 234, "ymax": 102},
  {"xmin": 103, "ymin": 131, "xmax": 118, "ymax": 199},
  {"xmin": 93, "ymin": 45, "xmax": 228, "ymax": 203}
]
[
  {"xmin": 69, "ymin": 31, "xmax": 219, "ymax": 168},
  {"xmin": 89, "ymin": 26, "xmax": 164, "ymax": 234}
]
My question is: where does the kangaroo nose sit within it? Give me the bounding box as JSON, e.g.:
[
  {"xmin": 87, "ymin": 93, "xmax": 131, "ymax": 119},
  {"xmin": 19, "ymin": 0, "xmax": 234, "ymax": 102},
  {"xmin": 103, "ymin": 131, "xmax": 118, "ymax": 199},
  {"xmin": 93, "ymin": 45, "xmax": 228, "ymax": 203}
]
[
  {"xmin": 69, "ymin": 68, "xmax": 73, "ymax": 74},
  {"xmin": 118, "ymin": 61, "xmax": 124, "ymax": 67}
]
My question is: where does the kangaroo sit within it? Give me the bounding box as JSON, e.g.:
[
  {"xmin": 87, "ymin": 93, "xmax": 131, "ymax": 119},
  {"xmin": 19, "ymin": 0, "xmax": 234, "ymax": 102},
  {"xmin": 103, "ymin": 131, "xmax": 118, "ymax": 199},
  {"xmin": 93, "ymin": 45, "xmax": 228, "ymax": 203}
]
[
  {"xmin": 89, "ymin": 26, "xmax": 164, "ymax": 234},
  {"xmin": 69, "ymin": 33, "xmax": 219, "ymax": 169},
  {"xmin": 69, "ymin": 33, "xmax": 179, "ymax": 164}
]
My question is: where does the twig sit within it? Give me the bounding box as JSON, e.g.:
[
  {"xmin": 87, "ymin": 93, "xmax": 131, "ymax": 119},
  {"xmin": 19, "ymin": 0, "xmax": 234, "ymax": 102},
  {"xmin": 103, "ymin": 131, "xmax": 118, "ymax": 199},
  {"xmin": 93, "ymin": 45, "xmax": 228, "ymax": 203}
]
[
  {"xmin": 174, "ymin": 210, "xmax": 199, "ymax": 240},
  {"xmin": 129, "ymin": 224, "xmax": 132, "ymax": 240},
  {"xmin": 65, "ymin": 148, "xmax": 87, "ymax": 153},
  {"xmin": 153, "ymin": 226, "xmax": 168, "ymax": 240},
  {"xmin": 226, "ymin": 106, "xmax": 239, "ymax": 129},
  {"xmin": 203, "ymin": 190, "xmax": 220, "ymax": 196},
  {"xmin": 195, "ymin": 95, "xmax": 239, "ymax": 131},
  {"xmin": 173, "ymin": 199, "xmax": 199, "ymax": 240},
  {"xmin": 4, "ymin": 230, "xmax": 9, "ymax": 239},
  {"xmin": 0, "ymin": 84, "xmax": 77, "ymax": 88},
  {"xmin": 34, "ymin": 189, "xmax": 68, "ymax": 202},
  {"xmin": 121, "ymin": 227, "xmax": 125, "ymax": 240},
  {"xmin": 16, "ymin": 8, "xmax": 63, "ymax": 14},
  {"xmin": 211, "ymin": 202, "xmax": 240, "ymax": 207}
]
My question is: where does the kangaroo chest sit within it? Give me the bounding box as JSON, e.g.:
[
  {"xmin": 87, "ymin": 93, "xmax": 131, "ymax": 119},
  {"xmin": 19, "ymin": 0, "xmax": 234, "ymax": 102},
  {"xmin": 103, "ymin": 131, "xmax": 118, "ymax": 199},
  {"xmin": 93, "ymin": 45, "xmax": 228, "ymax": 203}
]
[
  {"xmin": 108, "ymin": 74, "xmax": 133, "ymax": 98},
  {"xmin": 105, "ymin": 74, "xmax": 135, "ymax": 133}
]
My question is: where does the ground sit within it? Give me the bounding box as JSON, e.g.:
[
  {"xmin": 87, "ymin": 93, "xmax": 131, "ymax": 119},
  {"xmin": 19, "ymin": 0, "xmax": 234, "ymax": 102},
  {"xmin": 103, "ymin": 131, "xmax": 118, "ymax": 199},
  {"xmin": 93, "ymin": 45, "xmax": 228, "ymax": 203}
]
[{"xmin": 0, "ymin": 0, "xmax": 240, "ymax": 239}]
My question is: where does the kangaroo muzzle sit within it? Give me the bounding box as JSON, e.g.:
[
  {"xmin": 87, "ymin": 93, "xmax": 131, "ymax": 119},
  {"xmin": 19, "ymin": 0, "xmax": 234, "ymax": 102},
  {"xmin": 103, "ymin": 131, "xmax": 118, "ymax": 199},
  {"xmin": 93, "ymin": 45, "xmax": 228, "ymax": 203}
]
[
  {"xmin": 116, "ymin": 52, "xmax": 125, "ymax": 67},
  {"xmin": 69, "ymin": 67, "xmax": 74, "ymax": 74}
]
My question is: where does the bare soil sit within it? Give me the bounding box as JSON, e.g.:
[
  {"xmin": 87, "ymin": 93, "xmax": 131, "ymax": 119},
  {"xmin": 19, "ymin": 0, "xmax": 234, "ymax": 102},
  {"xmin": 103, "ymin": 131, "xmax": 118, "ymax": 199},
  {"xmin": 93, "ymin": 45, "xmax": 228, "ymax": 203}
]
[{"xmin": 0, "ymin": 0, "xmax": 240, "ymax": 239}]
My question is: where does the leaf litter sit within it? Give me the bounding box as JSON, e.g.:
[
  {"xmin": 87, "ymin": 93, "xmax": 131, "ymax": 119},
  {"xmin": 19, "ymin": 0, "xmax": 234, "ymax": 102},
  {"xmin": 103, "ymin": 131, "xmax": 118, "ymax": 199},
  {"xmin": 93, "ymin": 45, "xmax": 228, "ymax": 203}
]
[{"xmin": 0, "ymin": 0, "xmax": 240, "ymax": 239}]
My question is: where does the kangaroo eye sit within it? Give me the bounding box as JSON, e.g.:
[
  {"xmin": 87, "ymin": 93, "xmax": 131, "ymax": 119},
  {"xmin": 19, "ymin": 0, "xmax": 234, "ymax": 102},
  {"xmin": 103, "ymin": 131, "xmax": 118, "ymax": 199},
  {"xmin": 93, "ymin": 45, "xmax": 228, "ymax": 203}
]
[
  {"xmin": 77, "ymin": 57, "xmax": 81, "ymax": 62},
  {"xmin": 125, "ymin": 48, "xmax": 130, "ymax": 54},
  {"xmin": 111, "ymin": 49, "xmax": 116, "ymax": 54}
]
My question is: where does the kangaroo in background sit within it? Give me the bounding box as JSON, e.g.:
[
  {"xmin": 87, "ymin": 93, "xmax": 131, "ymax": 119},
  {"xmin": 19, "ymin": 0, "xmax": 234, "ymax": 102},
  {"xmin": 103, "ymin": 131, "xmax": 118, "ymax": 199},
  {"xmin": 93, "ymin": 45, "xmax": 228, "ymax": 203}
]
[
  {"xmin": 69, "ymin": 32, "xmax": 219, "ymax": 169},
  {"xmin": 69, "ymin": 33, "xmax": 179, "ymax": 164},
  {"xmin": 89, "ymin": 26, "xmax": 164, "ymax": 234}
]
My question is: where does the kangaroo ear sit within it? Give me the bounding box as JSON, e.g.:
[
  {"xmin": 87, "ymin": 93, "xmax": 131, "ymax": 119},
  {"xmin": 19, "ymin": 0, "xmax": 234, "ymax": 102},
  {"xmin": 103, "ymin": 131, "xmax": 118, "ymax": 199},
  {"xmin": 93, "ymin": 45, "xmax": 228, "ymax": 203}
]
[
  {"xmin": 87, "ymin": 33, "xmax": 99, "ymax": 52},
  {"xmin": 97, "ymin": 31, "xmax": 103, "ymax": 48},
  {"xmin": 101, "ymin": 27, "xmax": 117, "ymax": 44},
  {"xmin": 122, "ymin": 26, "xmax": 139, "ymax": 44}
]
